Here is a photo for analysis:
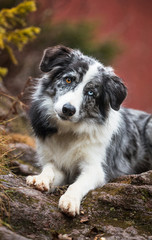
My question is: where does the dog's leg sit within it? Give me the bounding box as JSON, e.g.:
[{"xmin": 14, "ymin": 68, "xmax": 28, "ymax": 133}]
[
  {"xmin": 26, "ymin": 163, "xmax": 65, "ymax": 192},
  {"xmin": 58, "ymin": 163, "xmax": 105, "ymax": 216}
]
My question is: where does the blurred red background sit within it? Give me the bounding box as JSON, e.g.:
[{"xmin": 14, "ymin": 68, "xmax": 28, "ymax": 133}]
[
  {"xmin": 1, "ymin": 0, "xmax": 152, "ymax": 112},
  {"xmin": 49, "ymin": 0, "xmax": 152, "ymax": 112}
]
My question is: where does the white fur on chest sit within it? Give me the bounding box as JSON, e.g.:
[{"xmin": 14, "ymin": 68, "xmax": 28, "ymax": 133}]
[
  {"xmin": 36, "ymin": 130, "xmax": 102, "ymax": 171},
  {"xmin": 36, "ymin": 109, "xmax": 121, "ymax": 173}
]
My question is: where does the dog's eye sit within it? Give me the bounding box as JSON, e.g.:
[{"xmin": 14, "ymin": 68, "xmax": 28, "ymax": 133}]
[
  {"xmin": 65, "ymin": 78, "xmax": 72, "ymax": 84},
  {"xmin": 87, "ymin": 90, "xmax": 94, "ymax": 96}
]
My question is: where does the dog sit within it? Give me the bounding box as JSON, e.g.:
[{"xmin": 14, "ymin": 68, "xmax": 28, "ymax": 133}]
[{"xmin": 26, "ymin": 45, "xmax": 152, "ymax": 216}]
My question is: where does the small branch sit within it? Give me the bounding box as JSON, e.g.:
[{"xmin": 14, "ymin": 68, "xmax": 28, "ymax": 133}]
[{"xmin": 0, "ymin": 76, "xmax": 33, "ymax": 121}]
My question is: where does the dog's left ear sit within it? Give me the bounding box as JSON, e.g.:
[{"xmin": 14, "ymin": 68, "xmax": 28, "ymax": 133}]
[
  {"xmin": 40, "ymin": 45, "xmax": 72, "ymax": 72},
  {"xmin": 103, "ymin": 74, "xmax": 127, "ymax": 111}
]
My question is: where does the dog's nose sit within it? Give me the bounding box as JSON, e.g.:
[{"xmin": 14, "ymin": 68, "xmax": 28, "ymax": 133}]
[{"xmin": 62, "ymin": 103, "xmax": 76, "ymax": 117}]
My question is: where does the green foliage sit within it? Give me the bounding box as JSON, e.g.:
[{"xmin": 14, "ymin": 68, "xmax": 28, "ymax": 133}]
[
  {"xmin": 0, "ymin": 0, "xmax": 40, "ymax": 79},
  {"xmin": 89, "ymin": 41, "xmax": 120, "ymax": 65},
  {"xmin": 52, "ymin": 21, "xmax": 95, "ymax": 51},
  {"xmin": 37, "ymin": 21, "xmax": 120, "ymax": 65}
]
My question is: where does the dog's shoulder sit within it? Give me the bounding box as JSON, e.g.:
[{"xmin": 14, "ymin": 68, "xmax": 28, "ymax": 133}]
[
  {"xmin": 120, "ymin": 107, "xmax": 151, "ymax": 131},
  {"xmin": 29, "ymin": 98, "xmax": 58, "ymax": 139}
]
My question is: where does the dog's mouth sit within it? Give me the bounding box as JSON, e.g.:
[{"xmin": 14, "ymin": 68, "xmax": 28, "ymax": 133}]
[
  {"xmin": 57, "ymin": 113, "xmax": 80, "ymax": 123},
  {"xmin": 58, "ymin": 114, "xmax": 69, "ymax": 121}
]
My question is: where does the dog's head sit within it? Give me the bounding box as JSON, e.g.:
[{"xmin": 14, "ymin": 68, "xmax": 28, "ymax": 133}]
[{"xmin": 36, "ymin": 45, "xmax": 127, "ymax": 126}]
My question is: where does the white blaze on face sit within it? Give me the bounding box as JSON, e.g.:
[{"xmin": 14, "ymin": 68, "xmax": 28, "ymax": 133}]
[{"xmin": 54, "ymin": 62, "xmax": 101, "ymax": 120}]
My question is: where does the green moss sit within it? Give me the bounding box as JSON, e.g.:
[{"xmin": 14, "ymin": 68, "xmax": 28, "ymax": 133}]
[
  {"xmin": 101, "ymin": 185, "xmax": 126, "ymax": 196},
  {"xmin": 6, "ymin": 189, "xmax": 39, "ymax": 205},
  {"xmin": 140, "ymin": 188, "xmax": 152, "ymax": 200},
  {"xmin": 81, "ymin": 187, "xmax": 152, "ymax": 236},
  {"xmin": 110, "ymin": 207, "xmax": 115, "ymax": 212}
]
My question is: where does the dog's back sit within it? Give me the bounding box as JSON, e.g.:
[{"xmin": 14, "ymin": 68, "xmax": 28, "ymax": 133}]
[
  {"xmin": 145, "ymin": 114, "xmax": 152, "ymax": 155},
  {"xmin": 104, "ymin": 107, "xmax": 152, "ymax": 182}
]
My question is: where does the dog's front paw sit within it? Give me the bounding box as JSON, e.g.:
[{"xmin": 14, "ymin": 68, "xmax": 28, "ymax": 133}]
[
  {"xmin": 58, "ymin": 193, "xmax": 80, "ymax": 217},
  {"xmin": 26, "ymin": 174, "xmax": 53, "ymax": 192}
]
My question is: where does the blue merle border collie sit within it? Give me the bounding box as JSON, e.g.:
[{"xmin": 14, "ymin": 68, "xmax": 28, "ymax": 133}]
[{"xmin": 26, "ymin": 45, "xmax": 152, "ymax": 216}]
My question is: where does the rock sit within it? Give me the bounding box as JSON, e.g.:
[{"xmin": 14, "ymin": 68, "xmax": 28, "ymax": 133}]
[
  {"xmin": 100, "ymin": 225, "xmax": 152, "ymax": 240},
  {"xmin": 0, "ymin": 226, "xmax": 31, "ymax": 240},
  {"xmin": 0, "ymin": 170, "xmax": 152, "ymax": 239},
  {"xmin": 9, "ymin": 160, "xmax": 38, "ymax": 176},
  {"xmin": 8, "ymin": 142, "xmax": 39, "ymax": 176},
  {"xmin": 9, "ymin": 143, "xmax": 38, "ymax": 166}
]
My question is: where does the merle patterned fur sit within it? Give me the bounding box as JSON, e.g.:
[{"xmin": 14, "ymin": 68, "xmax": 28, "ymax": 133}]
[{"xmin": 29, "ymin": 45, "xmax": 152, "ymax": 196}]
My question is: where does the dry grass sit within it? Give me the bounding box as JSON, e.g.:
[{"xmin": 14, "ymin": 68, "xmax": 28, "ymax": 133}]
[
  {"xmin": 0, "ymin": 125, "xmax": 35, "ymax": 226},
  {"xmin": 0, "ymin": 81, "xmax": 35, "ymax": 227},
  {"xmin": 0, "ymin": 126, "xmax": 35, "ymax": 174},
  {"xmin": 0, "ymin": 188, "xmax": 11, "ymax": 227},
  {"xmin": 0, "ymin": 127, "xmax": 13, "ymax": 175},
  {"xmin": 9, "ymin": 133, "xmax": 35, "ymax": 148},
  {"xmin": 0, "ymin": 127, "xmax": 12, "ymax": 225}
]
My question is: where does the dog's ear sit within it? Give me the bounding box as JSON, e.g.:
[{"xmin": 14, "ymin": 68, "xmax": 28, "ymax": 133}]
[
  {"xmin": 40, "ymin": 45, "xmax": 72, "ymax": 72},
  {"xmin": 103, "ymin": 74, "xmax": 127, "ymax": 111}
]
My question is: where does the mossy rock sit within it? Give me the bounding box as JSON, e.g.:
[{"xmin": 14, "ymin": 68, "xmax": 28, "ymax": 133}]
[{"xmin": 0, "ymin": 171, "xmax": 152, "ymax": 239}]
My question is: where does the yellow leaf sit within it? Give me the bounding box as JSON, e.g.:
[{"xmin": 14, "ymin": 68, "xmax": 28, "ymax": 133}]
[
  {"xmin": 5, "ymin": 44, "xmax": 18, "ymax": 65},
  {"xmin": 0, "ymin": 67, "xmax": 8, "ymax": 81}
]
